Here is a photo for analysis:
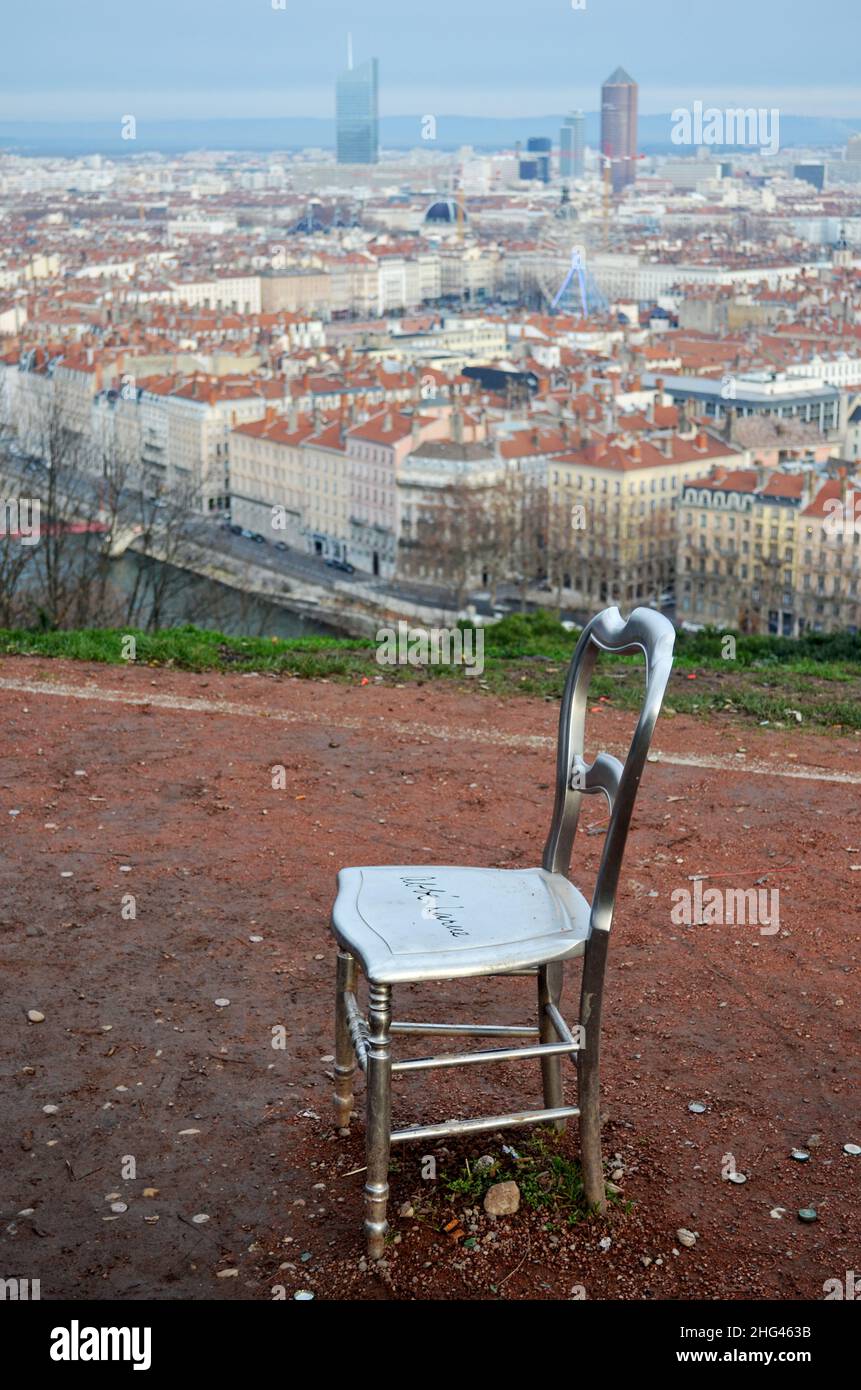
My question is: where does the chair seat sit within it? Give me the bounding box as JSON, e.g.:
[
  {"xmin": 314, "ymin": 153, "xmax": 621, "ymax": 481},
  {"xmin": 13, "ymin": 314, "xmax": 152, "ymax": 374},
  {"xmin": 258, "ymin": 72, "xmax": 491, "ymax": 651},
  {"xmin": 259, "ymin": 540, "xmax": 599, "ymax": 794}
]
[{"xmin": 331, "ymin": 865, "xmax": 591, "ymax": 984}]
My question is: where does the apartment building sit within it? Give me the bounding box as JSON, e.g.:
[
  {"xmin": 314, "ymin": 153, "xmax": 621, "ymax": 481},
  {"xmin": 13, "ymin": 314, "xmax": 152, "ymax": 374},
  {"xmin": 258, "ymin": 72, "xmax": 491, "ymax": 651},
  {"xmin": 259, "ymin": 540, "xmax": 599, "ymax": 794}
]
[
  {"xmin": 796, "ymin": 474, "xmax": 861, "ymax": 634},
  {"xmin": 346, "ymin": 408, "xmax": 450, "ymax": 577},
  {"xmin": 10, "ymin": 349, "xmax": 106, "ymax": 458},
  {"xmin": 302, "ymin": 420, "xmax": 351, "ymax": 561},
  {"xmin": 376, "ymin": 251, "xmax": 441, "ymax": 313},
  {"xmin": 675, "ymin": 464, "xmax": 861, "ymax": 635},
  {"xmin": 260, "ymin": 270, "xmax": 332, "ymax": 316},
  {"xmin": 169, "ymin": 276, "xmax": 262, "ymax": 316},
  {"xmin": 324, "ymin": 253, "xmax": 379, "ymax": 318},
  {"xmin": 396, "ymin": 437, "xmax": 501, "ymax": 592},
  {"xmin": 230, "ymin": 410, "xmax": 318, "ymax": 543},
  {"xmin": 646, "ymin": 371, "xmax": 842, "ymax": 435},
  {"xmin": 676, "ymin": 467, "xmax": 802, "ymax": 633},
  {"xmin": 120, "ymin": 374, "xmax": 284, "ymax": 512},
  {"xmin": 437, "ymin": 245, "xmax": 499, "ymax": 302},
  {"xmin": 547, "ymin": 426, "xmax": 741, "ymax": 609}
]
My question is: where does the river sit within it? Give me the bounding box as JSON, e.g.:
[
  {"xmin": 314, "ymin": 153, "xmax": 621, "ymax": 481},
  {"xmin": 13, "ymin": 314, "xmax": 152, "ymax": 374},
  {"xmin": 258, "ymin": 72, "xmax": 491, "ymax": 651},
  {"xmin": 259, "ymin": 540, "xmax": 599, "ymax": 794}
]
[{"xmin": 112, "ymin": 551, "xmax": 344, "ymax": 639}]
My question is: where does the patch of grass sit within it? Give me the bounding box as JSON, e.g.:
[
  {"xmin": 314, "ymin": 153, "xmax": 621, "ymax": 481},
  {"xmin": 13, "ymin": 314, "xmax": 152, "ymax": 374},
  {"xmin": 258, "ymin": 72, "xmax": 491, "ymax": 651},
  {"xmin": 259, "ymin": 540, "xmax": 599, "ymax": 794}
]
[
  {"xmin": 441, "ymin": 1129, "xmax": 616, "ymax": 1225},
  {"xmin": 2, "ymin": 612, "xmax": 861, "ymax": 730}
]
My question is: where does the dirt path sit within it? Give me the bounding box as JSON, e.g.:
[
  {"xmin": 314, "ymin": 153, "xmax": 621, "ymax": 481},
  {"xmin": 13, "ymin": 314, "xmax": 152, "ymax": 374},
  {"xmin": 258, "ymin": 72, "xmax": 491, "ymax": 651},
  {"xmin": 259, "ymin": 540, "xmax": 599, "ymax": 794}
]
[{"xmin": 0, "ymin": 656, "xmax": 858, "ymax": 1301}]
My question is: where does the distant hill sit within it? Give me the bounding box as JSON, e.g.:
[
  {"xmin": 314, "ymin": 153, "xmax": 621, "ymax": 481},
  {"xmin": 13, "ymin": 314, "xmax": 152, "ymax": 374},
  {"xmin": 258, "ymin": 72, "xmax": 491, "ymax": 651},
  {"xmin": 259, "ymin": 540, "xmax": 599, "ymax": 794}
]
[{"xmin": 2, "ymin": 113, "xmax": 860, "ymax": 157}]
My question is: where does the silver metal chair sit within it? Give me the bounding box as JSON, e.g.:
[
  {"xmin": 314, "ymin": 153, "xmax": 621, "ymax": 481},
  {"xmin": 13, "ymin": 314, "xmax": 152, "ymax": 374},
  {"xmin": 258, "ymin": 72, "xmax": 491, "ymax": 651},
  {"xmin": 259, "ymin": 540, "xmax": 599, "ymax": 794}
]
[{"xmin": 331, "ymin": 606, "xmax": 675, "ymax": 1258}]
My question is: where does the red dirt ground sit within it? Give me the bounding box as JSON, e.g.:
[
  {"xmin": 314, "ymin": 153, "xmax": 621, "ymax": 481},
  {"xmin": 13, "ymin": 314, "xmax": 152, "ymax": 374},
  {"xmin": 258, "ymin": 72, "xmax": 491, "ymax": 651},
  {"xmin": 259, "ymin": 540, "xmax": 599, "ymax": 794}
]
[{"xmin": 0, "ymin": 655, "xmax": 858, "ymax": 1302}]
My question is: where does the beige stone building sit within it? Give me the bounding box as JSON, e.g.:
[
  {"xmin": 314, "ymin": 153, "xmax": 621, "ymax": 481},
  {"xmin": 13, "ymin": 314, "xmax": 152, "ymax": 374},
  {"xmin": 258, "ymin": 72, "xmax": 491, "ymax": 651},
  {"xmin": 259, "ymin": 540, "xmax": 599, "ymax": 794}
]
[
  {"xmin": 230, "ymin": 410, "xmax": 318, "ymax": 543},
  {"xmin": 795, "ymin": 473, "xmax": 861, "ymax": 634},
  {"xmin": 301, "ymin": 420, "xmax": 352, "ymax": 561},
  {"xmin": 396, "ymin": 438, "xmax": 502, "ymax": 596},
  {"xmin": 122, "ymin": 374, "xmax": 284, "ymax": 512},
  {"xmin": 260, "ymin": 270, "xmax": 332, "ymax": 315},
  {"xmin": 675, "ymin": 465, "xmax": 861, "ymax": 635},
  {"xmin": 547, "ymin": 426, "xmax": 742, "ymax": 608}
]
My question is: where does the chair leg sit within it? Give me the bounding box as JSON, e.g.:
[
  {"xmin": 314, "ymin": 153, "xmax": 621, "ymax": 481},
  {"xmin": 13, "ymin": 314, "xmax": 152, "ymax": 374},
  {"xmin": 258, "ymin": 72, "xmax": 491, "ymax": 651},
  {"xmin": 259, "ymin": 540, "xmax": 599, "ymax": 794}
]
[
  {"xmin": 334, "ymin": 950, "xmax": 358, "ymax": 1128},
  {"xmin": 538, "ymin": 962, "xmax": 566, "ymax": 1130},
  {"xmin": 364, "ymin": 980, "xmax": 392, "ymax": 1260},
  {"xmin": 577, "ymin": 931, "xmax": 609, "ymax": 1212}
]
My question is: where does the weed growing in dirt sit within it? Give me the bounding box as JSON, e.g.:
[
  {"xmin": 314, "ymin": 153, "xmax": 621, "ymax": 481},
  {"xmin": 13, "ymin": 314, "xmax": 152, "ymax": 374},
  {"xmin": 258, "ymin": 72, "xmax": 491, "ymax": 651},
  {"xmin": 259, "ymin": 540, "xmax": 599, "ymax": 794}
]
[{"xmin": 440, "ymin": 1130, "xmax": 626, "ymax": 1226}]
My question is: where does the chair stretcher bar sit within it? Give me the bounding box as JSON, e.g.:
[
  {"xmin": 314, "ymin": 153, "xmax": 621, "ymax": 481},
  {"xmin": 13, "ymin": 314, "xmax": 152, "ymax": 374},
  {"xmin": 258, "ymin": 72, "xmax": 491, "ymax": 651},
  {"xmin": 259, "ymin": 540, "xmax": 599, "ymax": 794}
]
[
  {"xmin": 391, "ymin": 1038, "xmax": 577, "ymax": 1074},
  {"xmin": 389, "ymin": 1020, "xmax": 540, "ymax": 1038},
  {"xmin": 390, "ymin": 1104, "xmax": 581, "ymax": 1145}
]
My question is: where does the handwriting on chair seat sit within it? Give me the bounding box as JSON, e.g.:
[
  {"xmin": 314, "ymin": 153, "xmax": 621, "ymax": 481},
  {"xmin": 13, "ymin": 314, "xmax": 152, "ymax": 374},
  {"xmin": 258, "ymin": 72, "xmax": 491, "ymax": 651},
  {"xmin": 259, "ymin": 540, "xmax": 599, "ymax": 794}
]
[{"xmin": 399, "ymin": 875, "xmax": 470, "ymax": 937}]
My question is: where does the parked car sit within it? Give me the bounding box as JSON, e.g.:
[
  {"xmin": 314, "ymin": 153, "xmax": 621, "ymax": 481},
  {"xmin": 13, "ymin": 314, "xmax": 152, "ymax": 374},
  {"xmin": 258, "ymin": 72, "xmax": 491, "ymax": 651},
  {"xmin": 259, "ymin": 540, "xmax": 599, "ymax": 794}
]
[
  {"xmin": 228, "ymin": 523, "xmax": 244, "ymax": 536},
  {"xmin": 251, "ymin": 532, "xmax": 266, "ymax": 544},
  {"xmin": 325, "ymin": 557, "xmax": 355, "ymax": 574},
  {"xmin": 240, "ymin": 528, "xmax": 255, "ymax": 540},
  {"xmin": 274, "ymin": 541, "xmax": 288, "ymax": 552}
]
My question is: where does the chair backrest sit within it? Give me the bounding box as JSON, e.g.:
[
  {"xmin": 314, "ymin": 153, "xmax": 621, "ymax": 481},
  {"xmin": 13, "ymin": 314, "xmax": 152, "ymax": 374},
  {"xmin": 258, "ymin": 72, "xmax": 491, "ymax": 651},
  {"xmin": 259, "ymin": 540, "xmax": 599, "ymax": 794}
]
[{"xmin": 542, "ymin": 606, "xmax": 675, "ymax": 934}]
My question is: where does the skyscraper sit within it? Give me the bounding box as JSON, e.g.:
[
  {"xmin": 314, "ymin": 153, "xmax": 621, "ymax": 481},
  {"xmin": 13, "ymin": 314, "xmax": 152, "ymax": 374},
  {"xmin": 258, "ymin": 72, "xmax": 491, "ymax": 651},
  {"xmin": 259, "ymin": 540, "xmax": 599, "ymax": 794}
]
[
  {"xmin": 560, "ymin": 111, "xmax": 585, "ymax": 180},
  {"xmin": 522, "ymin": 136, "xmax": 551, "ymax": 183},
  {"xmin": 336, "ymin": 39, "xmax": 379, "ymax": 165},
  {"xmin": 600, "ymin": 67, "xmax": 638, "ymax": 193}
]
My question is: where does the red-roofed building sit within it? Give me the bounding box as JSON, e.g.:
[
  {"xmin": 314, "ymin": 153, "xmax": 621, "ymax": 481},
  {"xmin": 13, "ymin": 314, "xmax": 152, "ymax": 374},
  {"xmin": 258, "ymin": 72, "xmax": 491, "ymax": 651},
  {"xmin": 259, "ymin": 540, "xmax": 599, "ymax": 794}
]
[
  {"xmin": 230, "ymin": 409, "xmax": 320, "ymax": 541},
  {"xmin": 677, "ymin": 462, "xmax": 861, "ymax": 635},
  {"xmin": 545, "ymin": 425, "xmax": 742, "ymax": 610},
  {"xmin": 346, "ymin": 407, "xmax": 450, "ymax": 575}
]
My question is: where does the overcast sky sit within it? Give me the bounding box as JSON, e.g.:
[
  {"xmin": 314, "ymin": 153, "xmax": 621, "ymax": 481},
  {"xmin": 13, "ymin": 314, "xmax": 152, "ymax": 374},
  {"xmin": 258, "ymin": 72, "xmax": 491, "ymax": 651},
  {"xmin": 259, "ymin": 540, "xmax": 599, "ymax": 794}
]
[{"xmin": 1, "ymin": 0, "xmax": 858, "ymax": 121}]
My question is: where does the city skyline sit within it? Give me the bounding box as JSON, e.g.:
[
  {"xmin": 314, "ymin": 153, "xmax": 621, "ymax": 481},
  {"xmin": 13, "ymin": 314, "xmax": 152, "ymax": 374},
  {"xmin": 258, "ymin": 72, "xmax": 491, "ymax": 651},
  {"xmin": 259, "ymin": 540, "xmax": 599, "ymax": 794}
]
[{"xmin": 1, "ymin": 0, "xmax": 859, "ymax": 122}]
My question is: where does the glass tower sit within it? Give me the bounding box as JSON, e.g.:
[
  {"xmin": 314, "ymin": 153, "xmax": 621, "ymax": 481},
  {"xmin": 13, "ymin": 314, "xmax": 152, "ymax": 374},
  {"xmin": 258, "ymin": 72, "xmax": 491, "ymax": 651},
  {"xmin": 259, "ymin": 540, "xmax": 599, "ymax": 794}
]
[
  {"xmin": 560, "ymin": 111, "xmax": 585, "ymax": 180},
  {"xmin": 336, "ymin": 57, "xmax": 379, "ymax": 165}
]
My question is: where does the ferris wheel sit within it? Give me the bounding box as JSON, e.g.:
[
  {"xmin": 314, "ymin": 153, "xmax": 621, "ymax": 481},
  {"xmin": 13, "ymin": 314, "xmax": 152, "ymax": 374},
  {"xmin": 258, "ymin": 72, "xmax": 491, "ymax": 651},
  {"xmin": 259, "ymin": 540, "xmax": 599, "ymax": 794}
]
[{"xmin": 533, "ymin": 213, "xmax": 610, "ymax": 319}]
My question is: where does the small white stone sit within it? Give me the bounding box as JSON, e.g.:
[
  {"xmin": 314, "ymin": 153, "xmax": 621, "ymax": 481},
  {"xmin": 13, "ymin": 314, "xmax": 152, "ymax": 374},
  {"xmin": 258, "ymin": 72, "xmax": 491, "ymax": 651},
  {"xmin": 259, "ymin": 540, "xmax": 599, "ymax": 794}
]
[
  {"xmin": 42, "ymin": 1104, "xmax": 59, "ymax": 1115},
  {"xmin": 214, "ymin": 998, "xmax": 230, "ymax": 1008},
  {"xmin": 191, "ymin": 1213, "xmax": 210, "ymax": 1224},
  {"xmin": 110, "ymin": 1202, "xmax": 128, "ymax": 1213},
  {"xmin": 27, "ymin": 1010, "xmax": 45, "ymax": 1023},
  {"xmin": 676, "ymin": 1227, "xmax": 698, "ymax": 1247}
]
